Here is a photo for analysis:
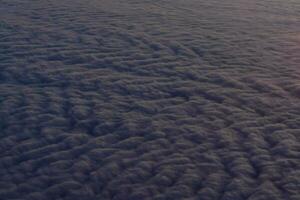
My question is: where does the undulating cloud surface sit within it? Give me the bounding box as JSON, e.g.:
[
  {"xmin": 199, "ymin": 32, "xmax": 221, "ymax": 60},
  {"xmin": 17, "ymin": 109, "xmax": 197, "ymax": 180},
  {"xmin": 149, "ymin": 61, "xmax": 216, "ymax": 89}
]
[{"xmin": 0, "ymin": 0, "xmax": 300, "ymax": 199}]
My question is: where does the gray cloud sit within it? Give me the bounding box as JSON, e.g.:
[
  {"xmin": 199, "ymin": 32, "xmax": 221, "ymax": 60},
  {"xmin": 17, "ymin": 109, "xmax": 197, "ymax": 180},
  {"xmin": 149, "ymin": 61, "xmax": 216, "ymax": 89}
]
[{"xmin": 0, "ymin": 0, "xmax": 300, "ymax": 199}]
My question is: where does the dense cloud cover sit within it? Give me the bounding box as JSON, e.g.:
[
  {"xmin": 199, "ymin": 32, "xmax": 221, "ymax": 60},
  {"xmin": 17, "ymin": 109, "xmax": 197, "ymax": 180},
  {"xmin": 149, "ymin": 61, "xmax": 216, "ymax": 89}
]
[{"xmin": 0, "ymin": 0, "xmax": 300, "ymax": 199}]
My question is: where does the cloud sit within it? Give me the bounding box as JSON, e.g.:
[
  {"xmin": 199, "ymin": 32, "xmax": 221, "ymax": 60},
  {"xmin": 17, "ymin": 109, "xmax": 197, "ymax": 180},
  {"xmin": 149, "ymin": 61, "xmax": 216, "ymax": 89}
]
[{"xmin": 0, "ymin": 0, "xmax": 299, "ymax": 199}]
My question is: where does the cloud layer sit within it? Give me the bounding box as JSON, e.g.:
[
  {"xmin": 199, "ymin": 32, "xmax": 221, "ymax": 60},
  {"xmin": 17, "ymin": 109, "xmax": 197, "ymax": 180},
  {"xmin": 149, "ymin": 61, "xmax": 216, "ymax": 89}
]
[{"xmin": 0, "ymin": 0, "xmax": 300, "ymax": 199}]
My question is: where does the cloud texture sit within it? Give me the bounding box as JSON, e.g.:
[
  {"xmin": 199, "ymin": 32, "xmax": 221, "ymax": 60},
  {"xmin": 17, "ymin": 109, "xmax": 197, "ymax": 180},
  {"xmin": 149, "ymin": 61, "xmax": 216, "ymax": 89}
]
[{"xmin": 0, "ymin": 0, "xmax": 300, "ymax": 199}]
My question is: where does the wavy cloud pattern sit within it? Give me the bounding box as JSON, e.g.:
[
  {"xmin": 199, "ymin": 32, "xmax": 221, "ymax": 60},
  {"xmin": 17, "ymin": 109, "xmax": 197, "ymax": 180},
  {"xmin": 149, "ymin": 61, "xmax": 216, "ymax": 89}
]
[{"xmin": 0, "ymin": 0, "xmax": 300, "ymax": 199}]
